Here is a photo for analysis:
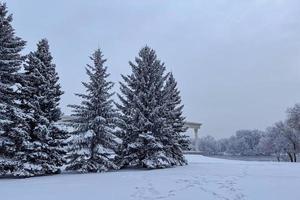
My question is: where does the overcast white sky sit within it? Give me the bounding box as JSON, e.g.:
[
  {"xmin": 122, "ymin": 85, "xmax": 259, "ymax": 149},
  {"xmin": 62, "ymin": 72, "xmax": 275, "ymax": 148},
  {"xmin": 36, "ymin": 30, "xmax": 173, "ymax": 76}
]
[{"xmin": 7, "ymin": 0, "xmax": 300, "ymax": 138}]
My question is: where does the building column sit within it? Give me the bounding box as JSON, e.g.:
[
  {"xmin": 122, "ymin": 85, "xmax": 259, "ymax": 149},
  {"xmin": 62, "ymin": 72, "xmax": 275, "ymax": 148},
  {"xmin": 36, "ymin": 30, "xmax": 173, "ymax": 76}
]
[{"xmin": 194, "ymin": 128, "xmax": 199, "ymax": 151}]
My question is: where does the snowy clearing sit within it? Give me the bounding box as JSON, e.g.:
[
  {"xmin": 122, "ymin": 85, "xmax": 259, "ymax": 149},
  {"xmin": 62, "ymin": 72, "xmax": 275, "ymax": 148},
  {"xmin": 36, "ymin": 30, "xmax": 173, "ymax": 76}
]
[{"xmin": 1, "ymin": 155, "xmax": 300, "ymax": 200}]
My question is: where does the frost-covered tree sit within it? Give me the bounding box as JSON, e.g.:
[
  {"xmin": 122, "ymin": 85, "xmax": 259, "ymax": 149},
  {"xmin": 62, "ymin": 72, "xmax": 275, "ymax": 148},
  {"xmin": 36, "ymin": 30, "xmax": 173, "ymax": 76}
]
[
  {"xmin": 256, "ymin": 105, "xmax": 300, "ymax": 162},
  {"xmin": 17, "ymin": 39, "xmax": 67, "ymax": 176},
  {"xmin": 260, "ymin": 122, "xmax": 298, "ymax": 162},
  {"xmin": 0, "ymin": 2, "xmax": 31, "ymax": 177},
  {"xmin": 20, "ymin": 39, "xmax": 63, "ymax": 123},
  {"xmin": 33, "ymin": 39, "xmax": 64, "ymax": 123},
  {"xmin": 116, "ymin": 46, "xmax": 186, "ymax": 169},
  {"xmin": 197, "ymin": 135, "xmax": 218, "ymax": 155},
  {"xmin": 226, "ymin": 130, "xmax": 262, "ymax": 156},
  {"xmin": 287, "ymin": 104, "xmax": 300, "ymax": 131},
  {"xmin": 237, "ymin": 130, "xmax": 262, "ymax": 155},
  {"xmin": 217, "ymin": 138, "xmax": 230, "ymax": 154},
  {"xmin": 258, "ymin": 129, "xmax": 287, "ymax": 161},
  {"xmin": 274, "ymin": 121, "xmax": 299, "ymax": 162},
  {"xmin": 164, "ymin": 73, "xmax": 190, "ymax": 151},
  {"xmin": 286, "ymin": 104, "xmax": 300, "ymax": 162},
  {"xmin": 66, "ymin": 49, "xmax": 118, "ymax": 173}
]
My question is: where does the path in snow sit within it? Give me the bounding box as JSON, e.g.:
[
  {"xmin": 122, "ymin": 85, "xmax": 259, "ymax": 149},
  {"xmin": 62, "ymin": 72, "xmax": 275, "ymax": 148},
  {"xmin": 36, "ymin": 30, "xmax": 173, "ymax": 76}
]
[{"xmin": 1, "ymin": 155, "xmax": 300, "ymax": 200}]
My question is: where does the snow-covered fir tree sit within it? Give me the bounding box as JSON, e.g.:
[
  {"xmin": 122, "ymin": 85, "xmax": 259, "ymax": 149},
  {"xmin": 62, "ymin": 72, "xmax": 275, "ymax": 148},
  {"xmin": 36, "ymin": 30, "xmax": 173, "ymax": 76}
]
[
  {"xmin": 116, "ymin": 46, "xmax": 187, "ymax": 169},
  {"xmin": 33, "ymin": 39, "xmax": 64, "ymax": 123},
  {"xmin": 0, "ymin": 2, "xmax": 32, "ymax": 177},
  {"xmin": 164, "ymin": 73, "xmax": 190, "ymax": 152},
  {"xmin": 66, "ymin": 49, "xmax": 118, "ymax": 173},
  {"xmin": 18, "ymin": 39, "xmax": 67, "ymax": 176}
]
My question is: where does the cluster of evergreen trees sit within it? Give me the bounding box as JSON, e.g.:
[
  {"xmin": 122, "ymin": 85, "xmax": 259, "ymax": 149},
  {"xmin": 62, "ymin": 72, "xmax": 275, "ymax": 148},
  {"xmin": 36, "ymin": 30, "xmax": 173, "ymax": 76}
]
[{"xmin": 0, "ymin": 2, "xmax": 189, "ymax": 177}]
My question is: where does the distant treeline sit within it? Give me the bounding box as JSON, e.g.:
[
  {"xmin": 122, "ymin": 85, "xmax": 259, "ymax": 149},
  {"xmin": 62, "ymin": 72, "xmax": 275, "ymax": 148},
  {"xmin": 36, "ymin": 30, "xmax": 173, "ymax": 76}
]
[{"xmin": 196, "ymin": 104, "xmax": 300, "ymax": 162}]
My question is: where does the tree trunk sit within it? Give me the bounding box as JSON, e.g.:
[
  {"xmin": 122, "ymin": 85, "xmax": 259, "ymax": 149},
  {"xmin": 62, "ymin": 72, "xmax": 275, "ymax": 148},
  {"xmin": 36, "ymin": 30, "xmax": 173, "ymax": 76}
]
[
  {"xmin": 292, "ymin": 143, "xmax": 297, "ymax": 162},
  {"xmin": 90, "ymin": 138, "xmax": 96, "ymax": 160},
  {"xmin": 287, "ymin": 152, "xmax": 293, "ymax": 162}
]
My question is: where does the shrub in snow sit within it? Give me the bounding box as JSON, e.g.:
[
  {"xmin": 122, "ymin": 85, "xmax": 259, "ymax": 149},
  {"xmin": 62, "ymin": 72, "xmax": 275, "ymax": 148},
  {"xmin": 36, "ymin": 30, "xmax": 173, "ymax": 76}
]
[
  {"xmin": 116, "ymin": 46, "xmax": 187, "ymax": 169},
  {"xmin": 66, "ymin": 49, "xmax": 118, "ymax": 173}
]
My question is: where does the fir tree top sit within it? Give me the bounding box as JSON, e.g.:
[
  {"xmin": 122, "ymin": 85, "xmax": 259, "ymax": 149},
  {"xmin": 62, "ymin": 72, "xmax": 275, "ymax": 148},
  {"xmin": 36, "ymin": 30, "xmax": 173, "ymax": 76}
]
[
  {"xmin": 29, "ymin": 38, "xmax": 63, "ymax": 122},
  {"xmin": 35, "ymin": 39, "xmax": 53, "ymax": 68},
  {"xmin": 0, "ymin": 2, "xmax": 26, "ymax": 67},
  {"xmin": 117, "ymin": 46, "xmax": 168, "ymax": 168},
  {"xmin": 0, "ymin": 2, "xmax": 26, "ymax": 102},
  {"xmin": 118, "ymin": 46, "xmax": 168, "ymax": 122},
  {"xmin": 69, "ymin": 48, "xmax": 115, "ymax": 133}
]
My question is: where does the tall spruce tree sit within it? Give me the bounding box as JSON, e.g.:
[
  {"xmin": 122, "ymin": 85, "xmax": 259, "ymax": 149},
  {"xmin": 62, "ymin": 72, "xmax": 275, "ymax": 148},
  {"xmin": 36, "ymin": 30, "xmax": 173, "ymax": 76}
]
[
  {"xmin": 116, "ymin": 46, "xmax": 186, "ymax": 169},
  {"xmin": 34, "ymin": 39, "xmax": 64, "ymax": 122},
  {"xmin": 18, "ymin": 39, "xmax": 67, "ymax": 176},
  {"xmin": 66, "ymin": 49, "xmax": 118, "ymax": 173},
  {"xmin": 0, "ymin": 2, "xmax": 32, "ymax": 177},
  {"xmin": 164, "ymin": 73, "xmax": 190, "ymax": 153}
]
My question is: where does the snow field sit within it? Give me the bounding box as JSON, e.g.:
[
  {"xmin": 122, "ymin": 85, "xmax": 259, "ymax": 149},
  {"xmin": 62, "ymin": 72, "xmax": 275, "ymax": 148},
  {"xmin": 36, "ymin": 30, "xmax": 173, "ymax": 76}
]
[{"xmin": 1, "ymin": 155, "xmax": 300, "ymax": 200}]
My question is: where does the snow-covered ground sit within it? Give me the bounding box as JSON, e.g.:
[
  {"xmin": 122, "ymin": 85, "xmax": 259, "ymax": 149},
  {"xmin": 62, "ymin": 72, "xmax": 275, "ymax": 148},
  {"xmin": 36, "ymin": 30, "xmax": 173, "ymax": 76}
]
[{"xmin": 1, "ymin": 155, "xmax": 300, "ymax": 200}]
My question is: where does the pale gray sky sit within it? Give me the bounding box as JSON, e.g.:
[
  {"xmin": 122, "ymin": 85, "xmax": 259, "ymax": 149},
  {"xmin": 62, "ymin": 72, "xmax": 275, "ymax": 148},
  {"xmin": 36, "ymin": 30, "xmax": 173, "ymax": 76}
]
[{"xmin": 7, "ymin": 0, "xmax": 300, "ymax": 138}]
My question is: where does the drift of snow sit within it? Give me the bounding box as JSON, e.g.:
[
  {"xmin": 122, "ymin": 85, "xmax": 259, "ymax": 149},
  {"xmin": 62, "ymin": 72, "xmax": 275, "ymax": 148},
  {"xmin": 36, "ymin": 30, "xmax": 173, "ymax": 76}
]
[{"xmin": 1, "ymin": 155, "xmax": 300, "ymax": 200}]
